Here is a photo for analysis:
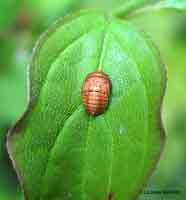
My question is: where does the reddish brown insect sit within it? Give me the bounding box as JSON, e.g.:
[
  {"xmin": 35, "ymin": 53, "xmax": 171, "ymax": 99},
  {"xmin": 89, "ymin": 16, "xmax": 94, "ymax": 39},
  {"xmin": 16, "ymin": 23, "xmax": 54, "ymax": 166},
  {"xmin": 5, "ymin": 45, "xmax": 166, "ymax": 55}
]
[{"xmin": 82, "ymin": 71, "xmax": 111, "ymax": 116}]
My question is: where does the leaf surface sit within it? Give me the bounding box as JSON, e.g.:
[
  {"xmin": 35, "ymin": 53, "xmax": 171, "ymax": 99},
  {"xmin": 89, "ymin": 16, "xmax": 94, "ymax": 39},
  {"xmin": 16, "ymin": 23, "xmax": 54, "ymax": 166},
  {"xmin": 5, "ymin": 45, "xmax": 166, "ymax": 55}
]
[{"xmin": 8, "ymin": 11, "xmax": 166, "ymax": 200}]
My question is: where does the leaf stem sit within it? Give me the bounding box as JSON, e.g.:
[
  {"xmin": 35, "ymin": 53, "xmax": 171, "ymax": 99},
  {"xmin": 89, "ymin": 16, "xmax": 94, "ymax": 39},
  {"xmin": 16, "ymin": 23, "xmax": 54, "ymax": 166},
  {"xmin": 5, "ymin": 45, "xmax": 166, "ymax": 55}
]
[
  {"xmin": 111, "ymin": 0, "xmax": 162, "ymax": 18},
  {"xmin": 112, "ymin": 0, "xmax": 186, "ymax": 18}
]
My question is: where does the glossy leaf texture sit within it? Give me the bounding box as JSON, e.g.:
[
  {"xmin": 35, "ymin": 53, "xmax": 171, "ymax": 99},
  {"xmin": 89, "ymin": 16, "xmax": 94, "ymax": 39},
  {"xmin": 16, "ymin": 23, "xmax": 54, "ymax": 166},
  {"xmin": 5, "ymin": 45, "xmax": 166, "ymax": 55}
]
[
  {"xmin": 113, "ymin": 0, "xmax": 186, "ymax": 18},
  {"xmin": 7, "ymin": 11, "xmax": 167, "ymax": 200}
]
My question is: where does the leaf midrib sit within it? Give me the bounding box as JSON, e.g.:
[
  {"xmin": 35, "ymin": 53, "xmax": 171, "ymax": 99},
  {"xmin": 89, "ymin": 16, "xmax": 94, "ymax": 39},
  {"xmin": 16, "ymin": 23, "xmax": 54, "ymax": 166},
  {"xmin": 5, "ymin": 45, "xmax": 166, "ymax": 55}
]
[{"xmin": 81, "ymin": 20, "xmax": 115, "ymax": 200}]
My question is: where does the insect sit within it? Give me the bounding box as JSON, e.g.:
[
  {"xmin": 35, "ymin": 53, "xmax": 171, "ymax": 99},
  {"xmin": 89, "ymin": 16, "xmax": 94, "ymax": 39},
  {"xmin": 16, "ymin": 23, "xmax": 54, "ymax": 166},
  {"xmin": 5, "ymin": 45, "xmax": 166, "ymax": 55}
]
[{"xmin": 82, "ymin": 71, "xmax": 111, "ymax": 116}]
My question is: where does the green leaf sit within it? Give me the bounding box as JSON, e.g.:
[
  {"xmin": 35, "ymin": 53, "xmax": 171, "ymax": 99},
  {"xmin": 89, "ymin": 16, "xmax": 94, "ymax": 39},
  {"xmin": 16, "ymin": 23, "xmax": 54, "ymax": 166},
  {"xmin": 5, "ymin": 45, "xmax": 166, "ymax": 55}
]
[
  {"xmin": 7, "ymin": 10, "xmax": 166, "ymax": 200},
  {"xmin": 112, "ymin": 0, "xmax": 186, "ymax": 18}
]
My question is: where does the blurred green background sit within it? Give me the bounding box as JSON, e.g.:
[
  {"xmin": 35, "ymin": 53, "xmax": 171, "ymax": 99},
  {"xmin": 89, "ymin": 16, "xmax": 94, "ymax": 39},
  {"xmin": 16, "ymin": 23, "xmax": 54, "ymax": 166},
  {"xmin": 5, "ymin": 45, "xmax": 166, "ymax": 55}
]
[{"xmin": 0, "ymin": 1, "xmax": 185, "ymax": 200}]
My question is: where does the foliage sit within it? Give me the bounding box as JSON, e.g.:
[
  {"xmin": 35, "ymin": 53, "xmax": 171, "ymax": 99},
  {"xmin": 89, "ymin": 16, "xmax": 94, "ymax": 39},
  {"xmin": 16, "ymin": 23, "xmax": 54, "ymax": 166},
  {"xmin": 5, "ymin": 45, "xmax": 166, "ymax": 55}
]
[{"xmin": 7, "ymin": 8, "xmax": 167, "ymax": 200}]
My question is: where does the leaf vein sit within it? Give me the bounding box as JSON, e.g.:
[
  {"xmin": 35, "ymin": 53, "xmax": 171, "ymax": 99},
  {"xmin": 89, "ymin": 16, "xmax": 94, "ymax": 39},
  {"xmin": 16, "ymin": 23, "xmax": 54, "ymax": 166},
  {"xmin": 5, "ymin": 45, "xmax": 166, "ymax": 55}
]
[
  {"xmin": 34, "ymin": 26, "xmax": 103, "ymax": 104},
  {"xmin": 40, "ymin": 105, "xmax": 82, "ymax": 199}
]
